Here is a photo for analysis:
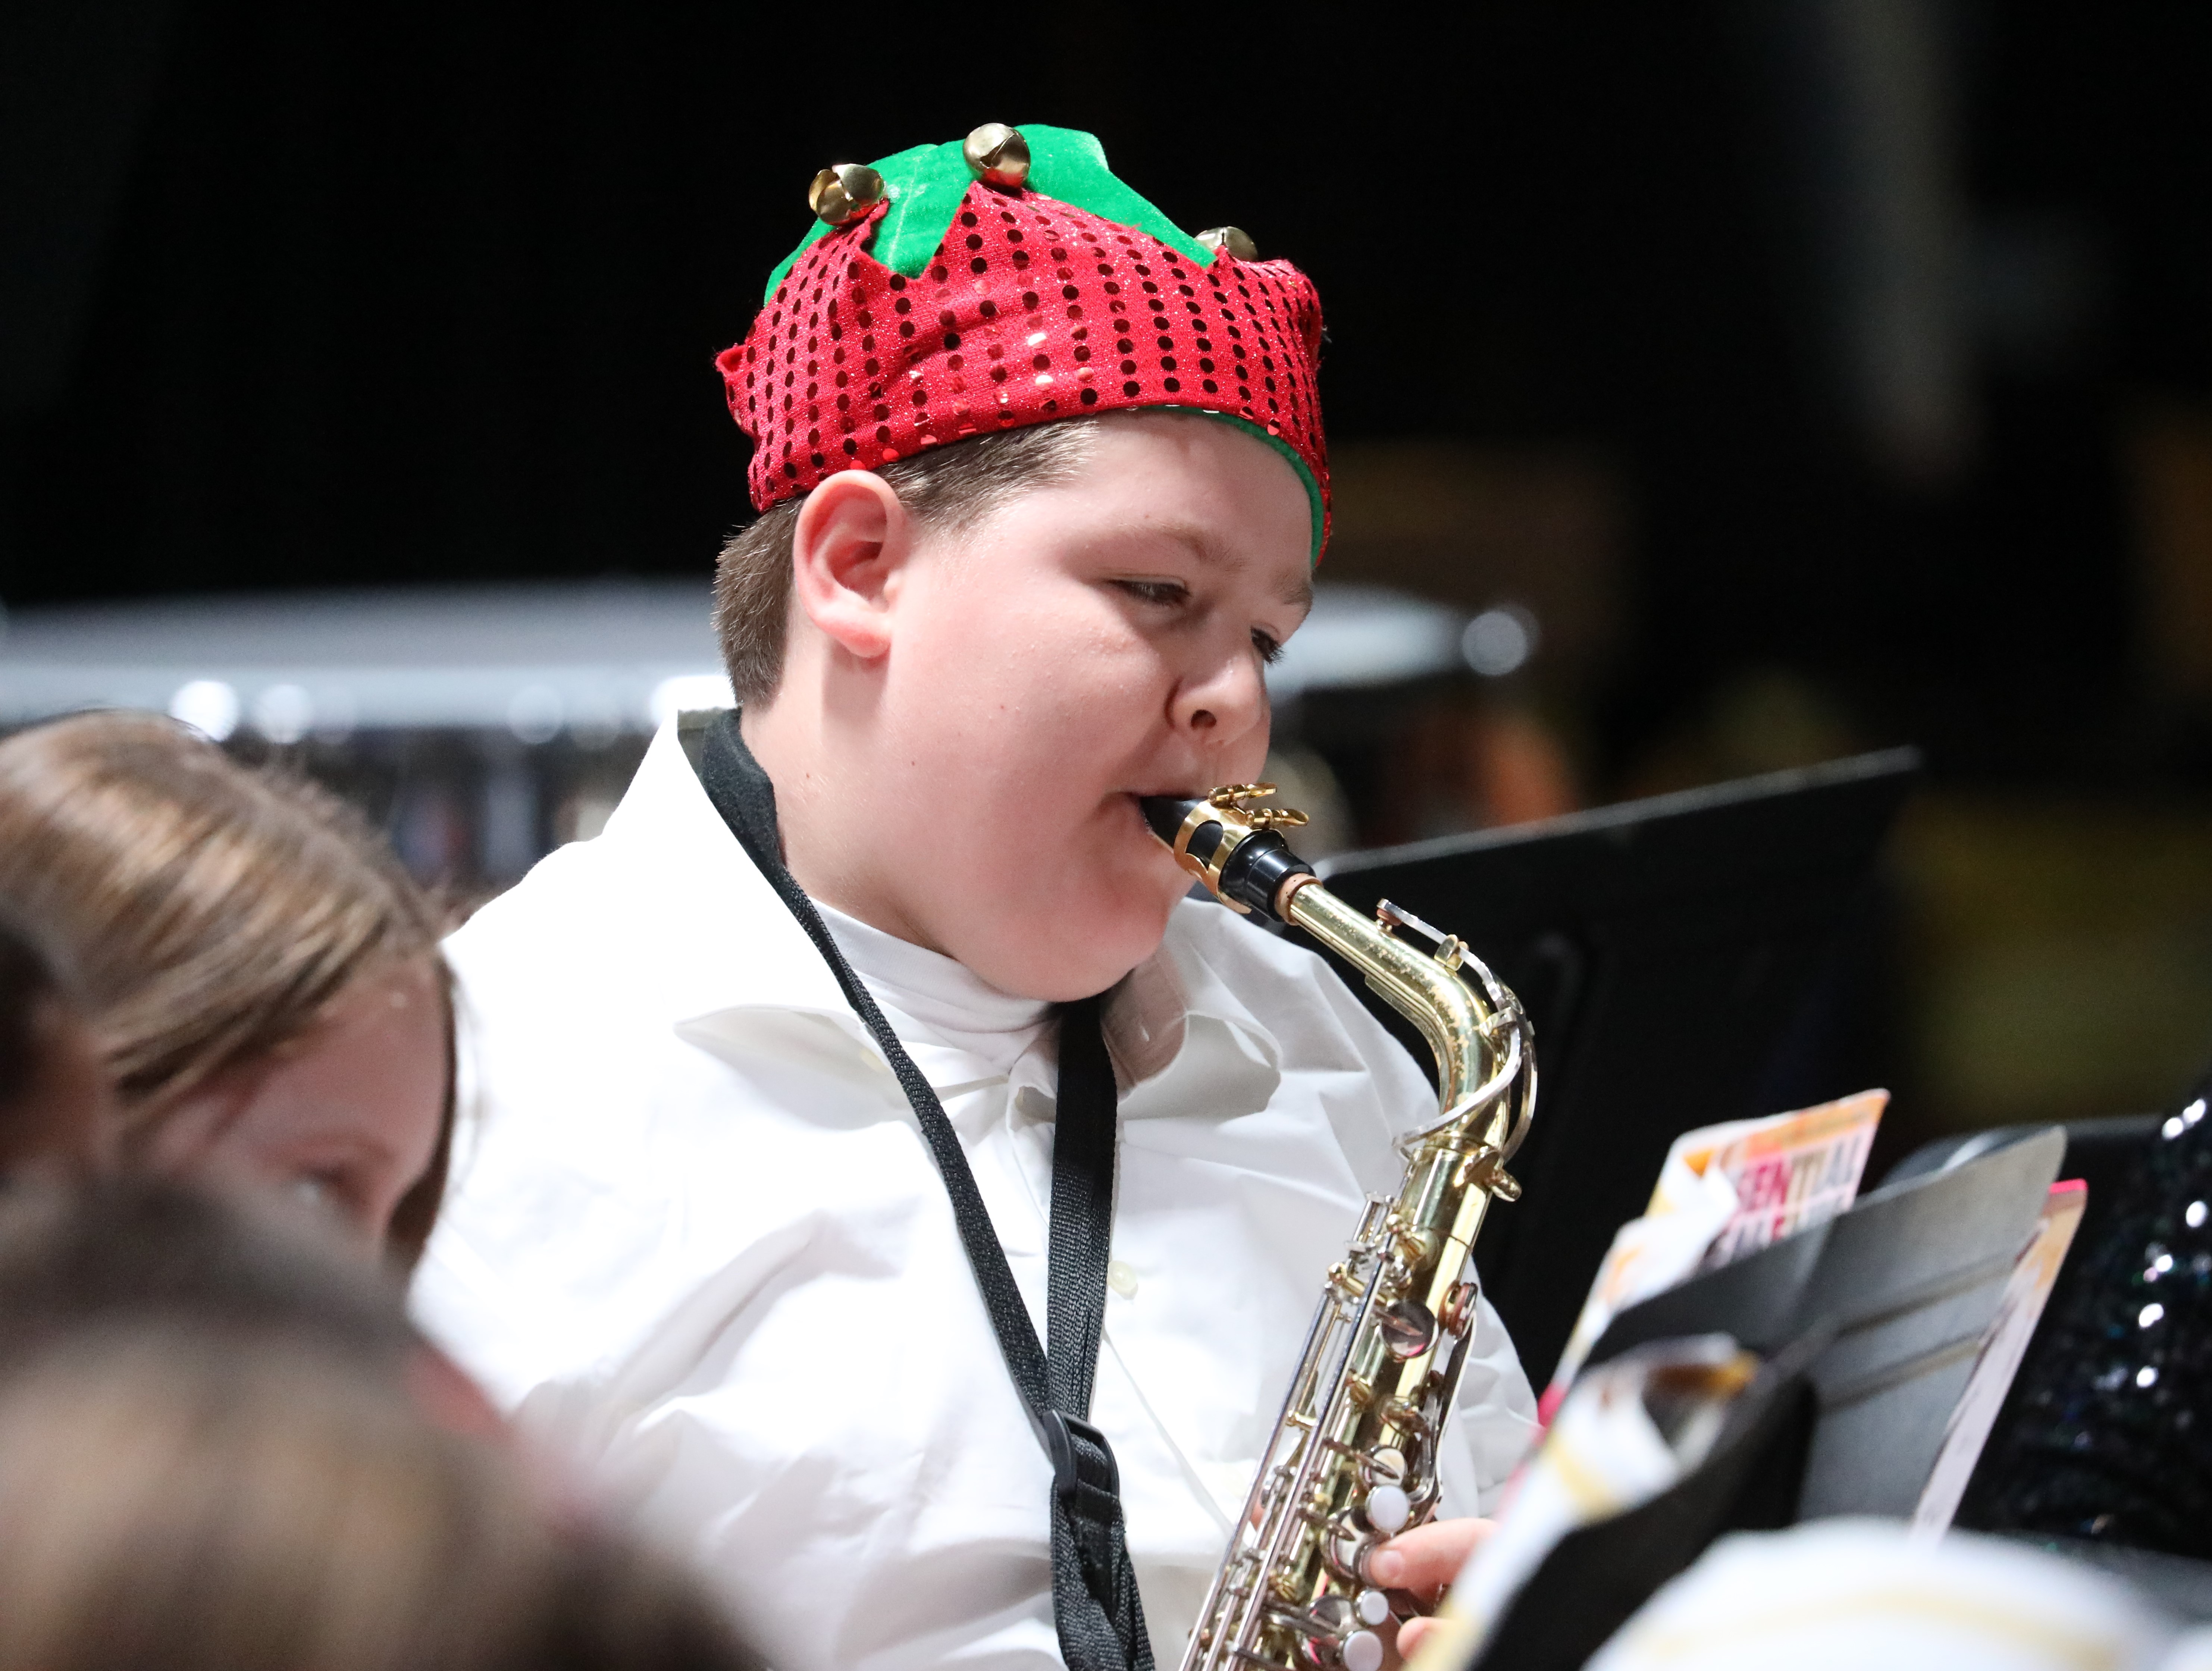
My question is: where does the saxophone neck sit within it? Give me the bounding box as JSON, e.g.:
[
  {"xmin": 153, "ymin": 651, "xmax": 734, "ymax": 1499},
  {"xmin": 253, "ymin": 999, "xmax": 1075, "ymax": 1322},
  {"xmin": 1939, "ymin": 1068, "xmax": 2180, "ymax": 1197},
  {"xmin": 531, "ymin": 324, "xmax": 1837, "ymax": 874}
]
[
  {"xmin": 1150, "ymin": 792, "xmax": 1530, "ymax": 1142},
  {"xmin": 1143, "ymin": 787, "xmax": 1532, "ymax": 1163}
]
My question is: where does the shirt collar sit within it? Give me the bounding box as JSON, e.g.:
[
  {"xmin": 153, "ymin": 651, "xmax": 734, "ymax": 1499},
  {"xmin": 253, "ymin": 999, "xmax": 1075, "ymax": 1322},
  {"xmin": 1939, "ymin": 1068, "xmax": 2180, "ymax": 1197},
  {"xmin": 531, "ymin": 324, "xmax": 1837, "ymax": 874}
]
[{"xmin": 596, "ymin": 720, "xmax": 865, "ymax": 1034}]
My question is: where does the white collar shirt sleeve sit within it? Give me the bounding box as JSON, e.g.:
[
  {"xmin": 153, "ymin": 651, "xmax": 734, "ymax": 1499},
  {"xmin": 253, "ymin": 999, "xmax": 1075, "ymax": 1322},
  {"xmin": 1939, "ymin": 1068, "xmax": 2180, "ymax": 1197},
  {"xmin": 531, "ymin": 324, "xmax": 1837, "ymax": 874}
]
[{"xmin": 413, "ymin": 721, "xmax": 1539, "ymax": 1671}]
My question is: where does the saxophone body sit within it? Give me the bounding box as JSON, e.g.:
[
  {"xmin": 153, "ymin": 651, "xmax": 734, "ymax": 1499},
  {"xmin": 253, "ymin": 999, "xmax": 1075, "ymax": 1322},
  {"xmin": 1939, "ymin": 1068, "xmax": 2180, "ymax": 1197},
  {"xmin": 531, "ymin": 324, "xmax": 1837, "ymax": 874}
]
[{"xmin": 1141, "ymin": 787, "xmax": 1536, "ymax": 1671}]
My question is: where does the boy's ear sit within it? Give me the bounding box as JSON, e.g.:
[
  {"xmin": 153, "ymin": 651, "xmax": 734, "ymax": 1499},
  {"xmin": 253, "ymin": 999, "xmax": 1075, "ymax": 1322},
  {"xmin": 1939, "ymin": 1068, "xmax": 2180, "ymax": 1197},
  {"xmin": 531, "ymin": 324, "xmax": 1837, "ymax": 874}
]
[{"xmin": 789, "ymin": 470, "xmax": 914, "ymax": 662}]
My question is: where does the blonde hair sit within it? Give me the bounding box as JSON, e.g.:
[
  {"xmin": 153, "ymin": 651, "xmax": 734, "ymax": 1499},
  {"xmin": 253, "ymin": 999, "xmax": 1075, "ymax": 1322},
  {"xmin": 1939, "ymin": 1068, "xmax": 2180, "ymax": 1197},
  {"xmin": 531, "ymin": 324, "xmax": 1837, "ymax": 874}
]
[{"xmin": 0, "ymin": 713, "xmax": 451, "ymax": 1254}]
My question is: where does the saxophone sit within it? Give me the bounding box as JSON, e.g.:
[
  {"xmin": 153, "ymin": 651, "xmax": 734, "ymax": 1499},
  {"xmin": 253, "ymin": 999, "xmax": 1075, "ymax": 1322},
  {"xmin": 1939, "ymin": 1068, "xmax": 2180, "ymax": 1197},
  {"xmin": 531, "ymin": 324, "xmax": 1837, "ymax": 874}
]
[{"xmin": 1141, "ymin": 786, "xmax": 1536, "ymax": 1671}]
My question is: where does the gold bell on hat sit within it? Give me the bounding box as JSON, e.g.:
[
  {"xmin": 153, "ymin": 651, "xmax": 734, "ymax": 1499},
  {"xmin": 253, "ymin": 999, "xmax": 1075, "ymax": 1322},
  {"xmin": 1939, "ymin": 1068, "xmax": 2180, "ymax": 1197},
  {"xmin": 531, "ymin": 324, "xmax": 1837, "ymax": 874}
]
[
  {"xmin": 963, "ymin": 123, "xmax": 1031, "ymax": 189},
  {"xmin": 808, "ymin": 163, "xmax": 886, "ymax": 226},
  {"xmin": 1197, "ymin": 225, "xmax": 1259, "ymax": 262}
]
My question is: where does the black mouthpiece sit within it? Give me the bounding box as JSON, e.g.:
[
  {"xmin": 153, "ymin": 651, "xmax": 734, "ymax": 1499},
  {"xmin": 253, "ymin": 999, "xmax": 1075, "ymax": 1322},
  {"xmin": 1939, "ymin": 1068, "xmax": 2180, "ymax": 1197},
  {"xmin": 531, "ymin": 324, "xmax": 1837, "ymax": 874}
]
[
  {"xmin": 1141, "ymin": 796, "xmax": 1203, "ymax": 846},
  {"xmin": 1140, "ymin": 795, "xmax": 1315, "ymax": 921}
]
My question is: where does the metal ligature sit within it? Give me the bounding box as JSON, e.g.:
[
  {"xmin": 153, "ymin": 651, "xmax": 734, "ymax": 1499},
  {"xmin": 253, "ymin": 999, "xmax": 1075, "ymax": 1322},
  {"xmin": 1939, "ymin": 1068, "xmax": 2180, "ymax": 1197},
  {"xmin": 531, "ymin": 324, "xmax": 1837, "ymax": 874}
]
[{"xmin": 1141, "ymin": 786, "xmax": 1536, "ymax": 1671}]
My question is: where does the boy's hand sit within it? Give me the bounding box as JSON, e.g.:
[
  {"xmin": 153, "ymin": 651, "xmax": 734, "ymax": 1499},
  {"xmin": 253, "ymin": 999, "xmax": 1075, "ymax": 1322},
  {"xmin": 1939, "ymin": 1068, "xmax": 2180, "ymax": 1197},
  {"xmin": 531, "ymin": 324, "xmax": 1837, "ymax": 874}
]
[{"xmin": 1365, "ymin": 1518, "xmax": 1495, "ymax": 1659}]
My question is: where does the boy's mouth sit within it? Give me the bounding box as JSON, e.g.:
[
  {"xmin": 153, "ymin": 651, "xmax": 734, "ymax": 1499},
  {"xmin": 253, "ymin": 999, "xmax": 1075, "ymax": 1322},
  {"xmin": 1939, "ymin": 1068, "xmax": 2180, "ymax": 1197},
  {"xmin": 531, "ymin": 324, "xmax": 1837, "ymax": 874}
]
[
  {"xmin": 1128, "ymin": 776, "xmax": 1213, "ymax": 800},
  {"xmin": 1121, "ymin": 790, "xmax": 1195, "ymax": 844},
  {"xmin": 1124, "ymin": 788, "xmax": 1204, "ymax": 821}
]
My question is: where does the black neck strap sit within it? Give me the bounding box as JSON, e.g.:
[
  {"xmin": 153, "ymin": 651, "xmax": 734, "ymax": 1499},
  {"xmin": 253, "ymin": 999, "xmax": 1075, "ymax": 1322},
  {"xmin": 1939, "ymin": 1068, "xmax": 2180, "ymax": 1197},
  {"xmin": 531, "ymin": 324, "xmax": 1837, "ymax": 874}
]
[{"xmin": 696, "ymin": 712, "xmax": 1153, "ymax": 1671}]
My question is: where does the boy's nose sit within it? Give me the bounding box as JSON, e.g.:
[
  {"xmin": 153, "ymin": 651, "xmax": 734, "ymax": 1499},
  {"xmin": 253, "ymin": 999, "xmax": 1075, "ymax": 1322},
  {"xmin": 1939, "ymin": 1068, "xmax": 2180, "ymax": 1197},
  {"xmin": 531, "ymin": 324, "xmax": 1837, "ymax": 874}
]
[{"xmin": 1172, "ymin": 649, "xmax": 1269, "ymax": 746}]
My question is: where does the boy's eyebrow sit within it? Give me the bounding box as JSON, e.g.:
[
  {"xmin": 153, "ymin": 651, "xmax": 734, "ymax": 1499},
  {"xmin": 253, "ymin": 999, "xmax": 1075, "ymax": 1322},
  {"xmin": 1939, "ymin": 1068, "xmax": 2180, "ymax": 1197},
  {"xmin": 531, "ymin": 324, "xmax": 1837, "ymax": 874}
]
[{"xmin": 1157, "ymin": 523, "xmax": 1315, "ymax": 612}]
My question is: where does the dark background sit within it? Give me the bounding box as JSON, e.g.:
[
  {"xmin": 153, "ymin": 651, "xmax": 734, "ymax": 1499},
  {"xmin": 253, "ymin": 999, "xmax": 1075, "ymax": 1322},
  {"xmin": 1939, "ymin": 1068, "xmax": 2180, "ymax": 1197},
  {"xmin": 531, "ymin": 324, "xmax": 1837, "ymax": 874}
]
[
  {"xmin": 9, "ymin": 3, "xmax": 2207, "ymax": 769},
  {"xmin": 7, "ymin": 0, "xmax": 2212, "ymax": 1151}
]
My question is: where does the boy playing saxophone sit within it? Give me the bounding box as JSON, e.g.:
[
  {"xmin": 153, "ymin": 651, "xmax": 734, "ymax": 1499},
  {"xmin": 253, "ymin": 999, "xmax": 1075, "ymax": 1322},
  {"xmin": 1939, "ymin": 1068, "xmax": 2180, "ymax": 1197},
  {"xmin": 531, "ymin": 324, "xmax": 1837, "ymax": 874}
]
[{"xmin": 414, "ymin": 123, "xmax": 1534, "ymax": 1671}]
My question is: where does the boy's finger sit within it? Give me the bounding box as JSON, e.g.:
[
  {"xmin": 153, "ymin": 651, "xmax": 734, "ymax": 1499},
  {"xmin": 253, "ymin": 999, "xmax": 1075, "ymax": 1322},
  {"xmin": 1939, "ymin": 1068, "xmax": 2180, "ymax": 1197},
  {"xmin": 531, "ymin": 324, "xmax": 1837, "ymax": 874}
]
[
  {"xmin": 1395, "ymin": 1617, "xmax": 1440, "ymax": 1659},
  {"xmin": 1362, "ymin": 1516, "xmax": 1494, "ymax": 1598}
]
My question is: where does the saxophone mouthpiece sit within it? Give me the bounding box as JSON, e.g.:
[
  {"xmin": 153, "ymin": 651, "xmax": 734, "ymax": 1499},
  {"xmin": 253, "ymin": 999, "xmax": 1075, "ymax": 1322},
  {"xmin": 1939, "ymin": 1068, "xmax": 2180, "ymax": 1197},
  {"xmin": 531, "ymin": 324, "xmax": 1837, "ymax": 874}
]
[
  {"xmin": 1143, "ymin": 789, "xmax": 1315, "ymax": 921},
  {"xmin": 1141, "ymin": 796, "xmax": 1203, "ymax": 847}
]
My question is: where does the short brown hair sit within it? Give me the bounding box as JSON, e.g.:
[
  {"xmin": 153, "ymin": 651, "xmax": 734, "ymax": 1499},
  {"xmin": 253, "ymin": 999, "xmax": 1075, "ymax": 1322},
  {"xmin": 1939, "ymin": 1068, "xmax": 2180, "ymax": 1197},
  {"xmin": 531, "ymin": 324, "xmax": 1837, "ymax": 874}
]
[
  {"xmin": 0, "ymin": 714, "xmax": 453, "ymax": 1257},
  {"xmin": 0, "ymin": 1323, "xmax": 757, "ymax": 1671},
  {"xmin": 714, "ymin": 420, "xmax": 1097, "ymax": 705}
]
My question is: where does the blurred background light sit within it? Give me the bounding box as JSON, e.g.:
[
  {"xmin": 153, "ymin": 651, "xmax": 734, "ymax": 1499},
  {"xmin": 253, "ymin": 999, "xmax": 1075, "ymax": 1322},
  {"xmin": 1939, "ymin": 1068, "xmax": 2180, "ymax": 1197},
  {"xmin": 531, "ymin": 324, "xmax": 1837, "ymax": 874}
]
[
  {"xmin": 250, "ymin": 681, "xmax": 313, "ymax": 744},
  {"xmin": 1463, "ymin": 606, "xmax": 1540, "ymax": 679},
  {"xmin": 167, "ymin": 678, "xmax": 238, "ymax": 742},
  {"xmin": 505, "ymin": 684, "xmax": 564, "ymax": 746}
]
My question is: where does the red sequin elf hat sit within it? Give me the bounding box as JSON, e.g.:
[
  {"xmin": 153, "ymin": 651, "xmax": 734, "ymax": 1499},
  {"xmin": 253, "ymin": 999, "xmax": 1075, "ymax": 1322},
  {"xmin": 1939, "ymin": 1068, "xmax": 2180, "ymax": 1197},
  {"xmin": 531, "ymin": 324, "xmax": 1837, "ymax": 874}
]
[{"xmin": 717, "ymin": 123, "xmax": 1329, "ymax": 559}]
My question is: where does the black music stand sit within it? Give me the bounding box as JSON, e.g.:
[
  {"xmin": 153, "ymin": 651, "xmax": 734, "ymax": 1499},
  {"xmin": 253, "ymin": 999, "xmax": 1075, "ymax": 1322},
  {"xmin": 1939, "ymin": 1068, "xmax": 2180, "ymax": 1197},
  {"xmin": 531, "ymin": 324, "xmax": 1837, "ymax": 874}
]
[
  {"xmin": 1454, "ymin": 1134, "xmax": 2064, "ymax": 1670},
  {"xmin": 1582, "ymin": 1125, "xmax": 2065, "ymax": 1517},
  {"xmin": 1311, "ymin": 748, "xmax": 1921, "ymax": 1386}
]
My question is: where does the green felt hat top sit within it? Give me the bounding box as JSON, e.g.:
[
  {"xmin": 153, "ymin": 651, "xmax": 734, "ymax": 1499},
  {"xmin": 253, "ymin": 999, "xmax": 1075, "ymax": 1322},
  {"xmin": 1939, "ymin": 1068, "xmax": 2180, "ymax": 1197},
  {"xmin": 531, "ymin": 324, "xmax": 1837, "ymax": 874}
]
[{"xmin": 764, "ymin": 125, "xmax": 1212, "ymax": 303}]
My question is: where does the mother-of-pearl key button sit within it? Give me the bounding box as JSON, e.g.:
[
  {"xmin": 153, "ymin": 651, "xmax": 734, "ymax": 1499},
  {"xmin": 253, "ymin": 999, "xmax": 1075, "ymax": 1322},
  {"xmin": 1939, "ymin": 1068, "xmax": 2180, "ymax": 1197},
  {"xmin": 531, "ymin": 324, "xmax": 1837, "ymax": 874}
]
[
  {"xmin": 1364, "ymin": 1484, "xmax": 1410, "ymax": 1534},
  {"xmin": 1107, "ymin": 1260, "xmax": 1139, "ymax": 1299}
]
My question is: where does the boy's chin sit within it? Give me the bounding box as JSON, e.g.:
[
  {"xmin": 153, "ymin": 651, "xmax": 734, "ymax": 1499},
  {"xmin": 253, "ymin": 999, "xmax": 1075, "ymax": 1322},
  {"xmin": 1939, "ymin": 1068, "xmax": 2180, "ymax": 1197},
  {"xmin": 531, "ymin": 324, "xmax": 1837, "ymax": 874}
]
[{"xmin": 968, "ymin": 895, "xmax": 1181, "ymax": 1004}]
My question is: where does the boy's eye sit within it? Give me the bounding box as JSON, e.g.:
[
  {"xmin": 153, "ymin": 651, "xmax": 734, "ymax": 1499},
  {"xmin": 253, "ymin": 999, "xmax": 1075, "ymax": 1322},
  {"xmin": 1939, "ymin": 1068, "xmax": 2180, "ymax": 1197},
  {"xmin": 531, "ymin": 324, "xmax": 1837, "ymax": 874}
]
[
  {"xmin": 1113, "ymin": 578, "xmax": 1189, "ymax": 608},
  {"xmin": 1112, "ymin": 577, "xmax": 1284, "ymax": 665}
]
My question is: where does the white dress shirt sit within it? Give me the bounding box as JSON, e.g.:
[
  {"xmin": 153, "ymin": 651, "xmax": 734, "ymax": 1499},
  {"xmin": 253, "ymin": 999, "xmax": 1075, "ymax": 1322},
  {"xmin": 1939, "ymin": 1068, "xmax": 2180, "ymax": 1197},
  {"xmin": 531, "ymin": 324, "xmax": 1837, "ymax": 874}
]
[{"xmin": 414, "ymin": 719, "xmax": 1538, "ymax": 1671}]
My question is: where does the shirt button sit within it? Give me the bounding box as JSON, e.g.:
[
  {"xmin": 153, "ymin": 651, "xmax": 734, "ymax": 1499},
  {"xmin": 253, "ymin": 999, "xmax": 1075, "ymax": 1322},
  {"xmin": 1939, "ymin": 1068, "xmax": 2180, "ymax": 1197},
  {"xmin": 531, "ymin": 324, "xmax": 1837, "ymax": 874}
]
[{"xmin": 1107, "ymin": 1260, "xmax": 1139, "ymax": 1300}]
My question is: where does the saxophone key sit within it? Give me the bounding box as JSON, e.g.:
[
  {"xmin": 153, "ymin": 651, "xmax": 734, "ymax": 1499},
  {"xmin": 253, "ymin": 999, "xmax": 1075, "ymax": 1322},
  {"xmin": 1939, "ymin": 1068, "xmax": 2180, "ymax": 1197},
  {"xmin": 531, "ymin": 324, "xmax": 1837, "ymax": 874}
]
[
  {"xmin": 1376, "ymin": 1299, "xmax": 1436, "ymax": 1361},
  {"xmin": 1376, "ymin": 1396, "xmax": 1429, "ymax": 1438},
  {"xmin": 1390, "ymin": 1227, "xmax": 1440, "ymax": 1267},
  {"xmin": 1362, "ymin": 1483, "xmax": 1412, "ymax": 1534},
  {"xmin": 1438, "ymin": 1280, "xmax": 1480, "ymax": 1338}
]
